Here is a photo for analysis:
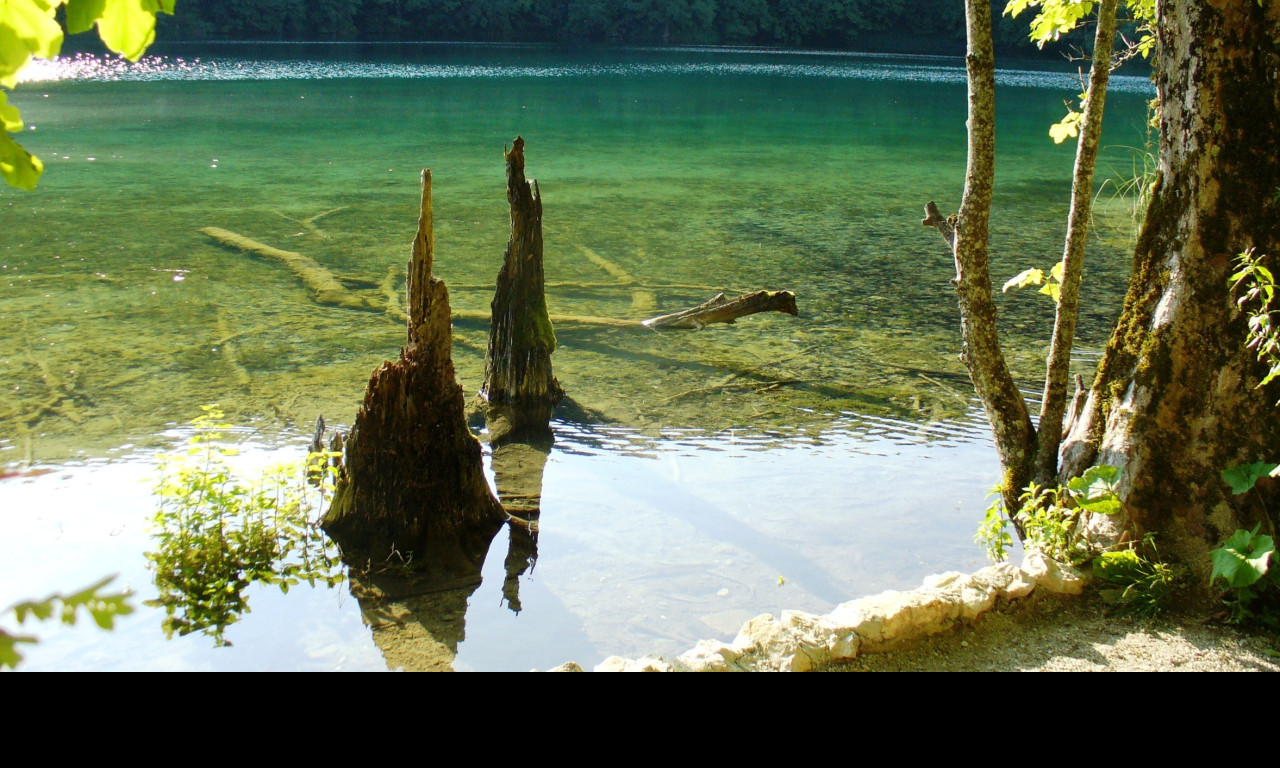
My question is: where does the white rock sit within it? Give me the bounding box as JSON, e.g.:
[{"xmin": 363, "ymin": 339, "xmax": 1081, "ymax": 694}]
[
  {"xmin": 922, "ymin": 571, "xmax": 966, "ymax": 589},
  {"xmin": 1021, "ymin": 550, "xmax": 1087, "ymax": 595},
  {"xmin": 970, "ymin": 563, "xmax": 1037, "ymax": 600},
  {"xmin": 827, "ymin": 588, "xmax": 965, "ymax": 651},
  {"xmin": 546, "ymin": 662, "xmax": 584, "ymax": 672},
  {"xmin": 594, "ymin": 656, "xmax": 631, "ymax": 672},
  {"xmin": 677, "ymin": 639, "xmax": 744, "ymax": 672}
]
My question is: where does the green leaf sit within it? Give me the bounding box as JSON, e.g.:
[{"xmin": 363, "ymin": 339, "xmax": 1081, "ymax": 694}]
[
  {"xmin": 0, "ymin": 90, "xmax": 22, "ymax": 131},
  {"xmin": 1, "ymin": 128, "xmax": 44, "ymax": 189},
  {"xmin": 1221, "ymin": 462, "xmax": 1278, "ymax": 494},
  {"xmin": 0, "ymin": 629, "xmax": 38, "ymax": 669},
  {"xmin": 1067, "ymin": 464, "xmax": 1122, "ymax": 515},
  {"xmin": 1038, "ymin": 281, "xmax": 1061, "ymax": 303},
  {"xmin": 65, "ymin": 0, "xmax": 107, "ymax": 35},
  {"xmin": 1003, "ymin": 267, "xmax": 1044, "ymax": 293},
  {"xmin": 1210, "ymin": 527, "xmax": 1275, "ymax": 589},
  {"xmin": 95, "ymin": 0, "xmax": 158, "ymax": 61},
  {"xmin": 1004, "ymin": 0, "xmax": 1036, "ymax": 17},
  {"xmin": 0, "ymin": 0, "xmax": 65, "ymax": 87}
]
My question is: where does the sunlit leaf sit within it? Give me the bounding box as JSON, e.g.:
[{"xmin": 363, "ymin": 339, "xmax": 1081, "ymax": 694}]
[
  {"xmin": 0, "ymin": 0, "xmax": 64, "ymax": 87},
  {"xmin": 94, "ymin": 0, "xmax": 158, "ymax": 61},
  {"xmin": 1221, "ymin": 462, "xmax": 1279, "ymax": 494},
  {"xmin": 1003, "ymin": 267, "xmax": 1044, "ymax": 293},
  {"xmin": 1210, "ymin": 527, "xmax": 1275, "ymax": 589},
  {"xmin": 0, "ymin": 90, "xmax": 22, "ymax": 132},
  {"xmin": 1067, "ymin": 464, "xmax": 1122, "ymax": 514},
  {"xmin": 1049, "ymin": 110, "xmax": 1083, "ymax": 143}
]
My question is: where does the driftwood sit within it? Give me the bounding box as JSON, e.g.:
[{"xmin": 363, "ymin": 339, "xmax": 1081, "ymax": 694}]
[
  {"xmin": 214, "ymin": 308, "xmax": 252, "ymax": 388},
  {"xmin": 200, "ymin": 226, "xmax": 381, "ymax": 311},
  {"xmin": 206, "ymin": 229, "xmax": 796, "ymax": 332},
  {"xmin": 273, "ymin": 205, "xmax": 350, "ymax": 239},
  {"xmin": 577, "ymin": 244, "xmax": 656, "ymax": 312},
  {"xmin": 642, "ymin": 290, "xmax": 798, "ymax": 329},
  {"xmin": 323, "ymin": 170, "xmax": 505, "ymax": 556}
]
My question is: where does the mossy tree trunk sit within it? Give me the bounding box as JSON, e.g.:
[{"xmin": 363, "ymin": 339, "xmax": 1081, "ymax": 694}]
[
  {"xmin": 477, "ymin": 136, "xmax": 564, "ymax": 442},
  {"xmin": 1061, "ymin": 0, "xmax": 1280, "ymax": 566},
  {"xmin": 324, "ymin": 170, "xmax": 505, "ymax": 556},
  {"xmin": 943, "ymin": 0, "xmax": 1036, "ymax": 515}
]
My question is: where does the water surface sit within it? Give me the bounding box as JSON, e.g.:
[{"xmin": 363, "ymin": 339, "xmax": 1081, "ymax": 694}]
[{"xmin": 0, "ymin": 44, "xmax": 1151, "ymax": 670}]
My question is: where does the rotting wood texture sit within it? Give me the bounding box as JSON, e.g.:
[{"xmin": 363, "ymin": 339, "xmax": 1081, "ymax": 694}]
[{"xmin": 323, "ymin": 170, "xmax": 505, "ymax": 556}]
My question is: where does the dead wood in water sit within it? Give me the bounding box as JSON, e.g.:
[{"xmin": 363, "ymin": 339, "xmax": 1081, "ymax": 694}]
[
  {"xmin": 642, "ymin": 290, "xmax": 798, "ymax": 330},
  {"xmin": 323, "ymin": 170, "xmax": 505, "ymax": 557},
  {"xmin": 200, "ymin": 226, "xmax": 381, "ymax": 311},
  {"xmin": 476, "ymin": 137, "xmax": 564, "ymax": 440}
]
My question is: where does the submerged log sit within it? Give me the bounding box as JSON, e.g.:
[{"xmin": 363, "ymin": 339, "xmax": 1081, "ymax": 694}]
[
  {"xmin": 476, "ymin": 137, "xmax": 565, "ymax": 439},
  {"xmin": 642, "ymin": 290, "xmax": 798, "ymax": 329},
  {"xmin": 200, "ymin": 226, "xmax": 381, "ymax": 311},
  {"xmin": 323, "ymin": 170, "xmax": 505, "ymax": 556}
]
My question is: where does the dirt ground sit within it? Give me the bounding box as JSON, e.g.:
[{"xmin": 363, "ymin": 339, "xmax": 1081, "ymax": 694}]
[{"xmin": 823, "ymin": 591, "xmax": 1280, "ymax": 672}]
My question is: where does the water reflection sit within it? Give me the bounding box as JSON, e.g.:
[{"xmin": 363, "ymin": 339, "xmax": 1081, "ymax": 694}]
[{"xmin": 343, "ymin": 522, "xmax": 500, "ymax": 672}]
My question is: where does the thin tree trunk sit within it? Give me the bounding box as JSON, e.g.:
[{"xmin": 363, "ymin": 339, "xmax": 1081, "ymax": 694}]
[
  {"xmin": 1035, "ymin": 0, "xmax": 1119, "ymax": 484},
  {"xmin": 948, "ymin": 0, "xmax": 1036, "ymax": 514}
]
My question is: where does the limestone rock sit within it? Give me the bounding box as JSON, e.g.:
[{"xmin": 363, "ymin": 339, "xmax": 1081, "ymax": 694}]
[
  {"xmin": 593, "ymin": 654, "xmax": 685, "ymax": 672},
  {"xmin": 546, "ymin": 662, "xmax": 584, "ymax": 672},
  {"xmin": 1022, "ymin": 550, "xmax": 1088, "ymax": 595},
  {"xmin": 555, "ymin": 561, "xmax": 1041, "ymax": 671},
  {"xmin": 730, "ymin": 611, "xmax": 859, "ymax": 672},
  {"xmin": 676, "ymin": 639, "xmax": 745, "ymax": 672}
]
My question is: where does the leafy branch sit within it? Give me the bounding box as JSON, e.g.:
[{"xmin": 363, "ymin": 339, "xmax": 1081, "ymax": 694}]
[
  {"xmin": 0, "ymin": 576, "xmax": 133, "ymax": 669},
  {"xmin": 1, "ymin": 0, "xmax": 175, "ymax": 189}
]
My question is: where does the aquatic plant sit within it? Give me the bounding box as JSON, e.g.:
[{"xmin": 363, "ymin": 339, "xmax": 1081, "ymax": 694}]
[{"xmin": 146, "ymin": 406, "xmax": 344, "ymax": 646}]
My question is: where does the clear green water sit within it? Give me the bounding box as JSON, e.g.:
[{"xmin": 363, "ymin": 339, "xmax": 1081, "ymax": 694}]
[{"xmin": 0, "ymin": 44, "xmax": 1152, "ymax": 670}]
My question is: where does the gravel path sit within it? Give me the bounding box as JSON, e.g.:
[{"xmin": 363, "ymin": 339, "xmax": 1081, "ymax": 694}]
[{"xmin": 823, "ymin": 592, "xmax": 1280, "ymax": 672}]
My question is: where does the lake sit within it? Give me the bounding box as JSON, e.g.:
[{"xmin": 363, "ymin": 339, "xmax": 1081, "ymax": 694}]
[{"xmin": 0, "ymin": 43, "xmax": 1152, "ymax": 670}]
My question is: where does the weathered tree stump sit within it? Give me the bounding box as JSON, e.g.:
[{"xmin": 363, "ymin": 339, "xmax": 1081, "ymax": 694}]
[
  {"xmin": 323, "ymin": 170, "xmax": 505, "ymax": 556},
  {"xmin": 476, "ymin": 137, "xmax": 565, "ymax": 443}
]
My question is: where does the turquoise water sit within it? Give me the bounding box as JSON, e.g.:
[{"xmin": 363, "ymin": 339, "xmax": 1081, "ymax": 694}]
[{"xmin": 0, "ymin": 44, "xmax": 1151, "ymax": 670}]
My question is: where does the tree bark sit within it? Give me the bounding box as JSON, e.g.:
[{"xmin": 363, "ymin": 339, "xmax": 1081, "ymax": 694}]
[
  {"xmin": 1033, "ymin": 0, "xmax": 1118, "ymax": 484},
  {"xmin": 477, "ymin": 136, "xmax": 564, "ymax": 435},
  {"xmin": 949, "ymin": 0, "xmax": 1037, "ymax": 514},
  {"xmin": 1061, "ymin": 0, "xmax": 1280, "ymax": 566},
  {"xmin": 324, "ymin": 170, "xmax": 505, "ymax": 556}
]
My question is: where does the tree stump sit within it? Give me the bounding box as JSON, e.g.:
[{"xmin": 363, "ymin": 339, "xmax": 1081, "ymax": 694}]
[
  {"xmin": 476, "ymin": 137, "xmax": 564, "ymax": 442},
  {"xmin": 323, "ymin": 170, "xmax": 505, "ymax": 556}
]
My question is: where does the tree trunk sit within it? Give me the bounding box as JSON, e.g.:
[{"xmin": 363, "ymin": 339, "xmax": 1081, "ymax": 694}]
[
  {"xmin": 477, "ymin": 136, "xmax": 564, "ymax": 440},
  {"xmin": 1061, "ymin": 0, "xmax": 1280, "ymax": 567},
  {"xmin": 1033, "ymin": 0, "xmax": 1118, "ymax": 484},
  {"xmin": 948, "ymin": 0, "xmax": 1036, "ymax": 514},
  {"xmin": 324, "ymin": 170, "xmax": 505, "ymax": 556}
]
